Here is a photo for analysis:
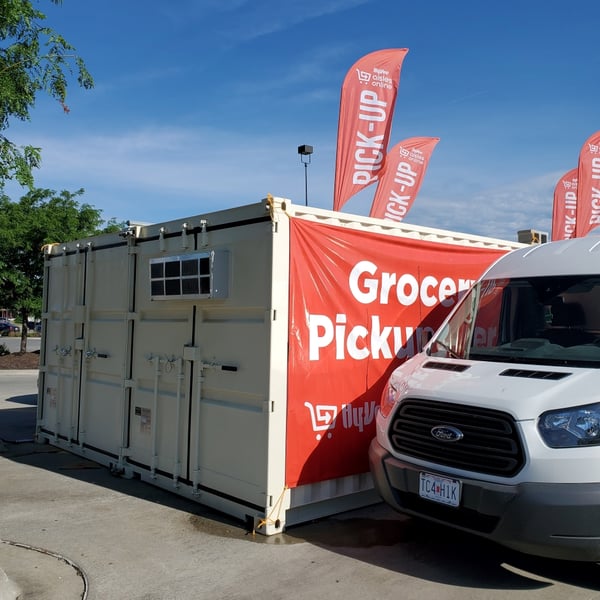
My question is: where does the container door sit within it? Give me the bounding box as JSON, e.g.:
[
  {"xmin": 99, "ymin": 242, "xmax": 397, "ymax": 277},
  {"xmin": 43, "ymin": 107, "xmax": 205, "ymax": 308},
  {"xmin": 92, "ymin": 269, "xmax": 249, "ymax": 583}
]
[
  {"xmin": 39, "ymin": 247, "xmax": 86, "ymax": 443},
  {"xmin": 185, "ymin": 231, "xmax": 274, "ymax": 512},
  {"xmin": 77, "ymin": 244, "xmax": 133, "ymax": 457},
  {"xmin": 125, "ymin": 236, "xmax": 197, "ymax": 483}
]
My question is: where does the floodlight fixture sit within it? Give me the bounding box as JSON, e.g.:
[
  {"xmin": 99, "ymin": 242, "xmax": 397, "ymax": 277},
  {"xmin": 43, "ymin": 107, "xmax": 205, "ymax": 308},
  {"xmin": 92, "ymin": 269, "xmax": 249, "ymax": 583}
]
[{"xmin": 298, "ymin": 145, "xmax": 314, "ymax": 206}]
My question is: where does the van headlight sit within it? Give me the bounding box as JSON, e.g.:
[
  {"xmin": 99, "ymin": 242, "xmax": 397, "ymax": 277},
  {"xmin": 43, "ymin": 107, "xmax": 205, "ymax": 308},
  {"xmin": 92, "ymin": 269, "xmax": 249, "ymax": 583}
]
[
  {"xmin": 380, "ymin": 380, "xmax": 400, "ymax": 418},
  {"xmin": 538, "ymin": 403, "xmax": 600, "ymax": 448}
]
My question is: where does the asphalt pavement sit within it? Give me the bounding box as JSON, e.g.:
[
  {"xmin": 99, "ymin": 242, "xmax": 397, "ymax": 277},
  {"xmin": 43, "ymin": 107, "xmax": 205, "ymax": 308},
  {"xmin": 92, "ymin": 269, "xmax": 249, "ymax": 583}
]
[{"xmin": 1, "ymin": 369, "xmax": 600, "ymax": 600}]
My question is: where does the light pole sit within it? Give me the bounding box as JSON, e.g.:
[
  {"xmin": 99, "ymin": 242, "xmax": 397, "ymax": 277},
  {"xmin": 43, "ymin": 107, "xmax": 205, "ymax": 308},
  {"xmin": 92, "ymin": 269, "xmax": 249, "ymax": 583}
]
[{"xmin": 298, "ymin": 144, "xmax": 313, "ymax": 206}]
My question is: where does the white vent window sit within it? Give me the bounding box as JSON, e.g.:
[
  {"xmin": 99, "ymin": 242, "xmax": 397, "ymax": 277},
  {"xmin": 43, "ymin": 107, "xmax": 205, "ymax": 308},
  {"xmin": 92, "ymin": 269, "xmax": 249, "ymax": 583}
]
[{"xmin": 149, "ymin": 251, "xmax": 228, "ymax": 300}]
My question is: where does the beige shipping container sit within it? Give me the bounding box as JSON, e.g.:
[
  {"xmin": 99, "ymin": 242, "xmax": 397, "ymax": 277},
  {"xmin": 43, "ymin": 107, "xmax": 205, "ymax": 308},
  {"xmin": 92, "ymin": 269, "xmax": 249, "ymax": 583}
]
[{"xmin": 37, "ymin": 197, "xmax": 522, "ymax": 534}]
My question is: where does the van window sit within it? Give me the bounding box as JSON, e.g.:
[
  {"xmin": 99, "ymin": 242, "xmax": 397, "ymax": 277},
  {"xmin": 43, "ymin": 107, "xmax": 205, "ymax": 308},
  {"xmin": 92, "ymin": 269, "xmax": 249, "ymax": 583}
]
[{"xmin": 429, "ymin": 275, "xmax": 600, "ymax": 367}]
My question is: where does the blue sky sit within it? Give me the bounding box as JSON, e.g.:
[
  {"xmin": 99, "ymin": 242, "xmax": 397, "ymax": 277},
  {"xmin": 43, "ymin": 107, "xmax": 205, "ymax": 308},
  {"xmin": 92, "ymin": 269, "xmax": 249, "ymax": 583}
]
[{"xmin": 7, "ymin": 0, "xmax": 600, "ymax": 241}]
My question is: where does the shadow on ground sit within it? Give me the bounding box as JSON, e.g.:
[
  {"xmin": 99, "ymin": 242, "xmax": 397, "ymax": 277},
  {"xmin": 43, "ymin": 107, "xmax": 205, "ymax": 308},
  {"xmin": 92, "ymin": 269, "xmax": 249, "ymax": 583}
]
[{"xmin": 2, "ymin": 397, "xmax": 599, "ymax": 595}]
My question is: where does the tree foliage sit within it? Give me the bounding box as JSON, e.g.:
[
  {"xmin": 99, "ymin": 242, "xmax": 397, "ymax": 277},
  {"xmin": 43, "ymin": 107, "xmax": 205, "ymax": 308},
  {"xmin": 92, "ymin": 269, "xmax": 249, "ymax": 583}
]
[
  {"xmin": 0, "ymin": 188, "xmax": 118, "ymax": 351},
  {"xmin": 0, "ymin": 0, "xmax": 93, "ymax": 187}
]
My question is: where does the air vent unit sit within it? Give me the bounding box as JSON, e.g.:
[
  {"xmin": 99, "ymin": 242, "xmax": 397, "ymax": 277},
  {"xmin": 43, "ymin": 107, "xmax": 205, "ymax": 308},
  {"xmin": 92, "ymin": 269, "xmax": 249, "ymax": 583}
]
[
  {"xmin": 499, "ymin": 368, "xmax": 570, "ymax": 381},
  {"xmin": 423, "ymin": 361, "xmax": 470, "ymax": 373},
  {"xmin": 517, "ymin": 229, "xmax": 548, "ymax": 245},
  {"xmin": 149, "ymin": 250, "xmax": 228, "ymax": 300}
]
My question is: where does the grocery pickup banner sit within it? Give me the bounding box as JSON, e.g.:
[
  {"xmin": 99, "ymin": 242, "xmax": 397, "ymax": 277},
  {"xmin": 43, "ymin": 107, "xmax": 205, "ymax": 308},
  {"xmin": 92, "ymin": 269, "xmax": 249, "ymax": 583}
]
[
  {"xmin": 576, "ymin": 131, "xmax": 600, "ymax": 237},
  {"xmin": 551, "ymin": 168, "xmax": 577, "ymax": 241},
  {"xmin": 286, "ymin": 218, "xmax": 508, "ymax": 487},
  {"xmin": 333, "ymin": 48, "xmax": 408, "ymax": 212},
  {"xmin": 369, "ymin": 136, "xmax": 439, "ymax": 221}
]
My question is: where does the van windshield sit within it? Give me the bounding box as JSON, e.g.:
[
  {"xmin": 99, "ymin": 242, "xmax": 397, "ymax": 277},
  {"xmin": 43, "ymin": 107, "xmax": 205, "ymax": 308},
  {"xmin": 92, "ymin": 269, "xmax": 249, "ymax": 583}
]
[{"xmin": 428, "ymin": 275, "xmax": 600, "ymax": 368}]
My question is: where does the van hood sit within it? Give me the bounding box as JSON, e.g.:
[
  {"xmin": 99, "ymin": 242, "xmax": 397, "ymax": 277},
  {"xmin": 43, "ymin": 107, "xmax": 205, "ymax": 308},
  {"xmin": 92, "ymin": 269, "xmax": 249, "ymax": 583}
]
[{"xmin": 392, "ymin": 353, "xmax": 598, "ymax": 421}]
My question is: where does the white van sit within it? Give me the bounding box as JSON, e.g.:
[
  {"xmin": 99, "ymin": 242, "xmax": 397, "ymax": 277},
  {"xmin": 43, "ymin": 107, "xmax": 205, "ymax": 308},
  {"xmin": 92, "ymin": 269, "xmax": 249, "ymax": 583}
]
[{"xmin": 369, "ymin": 233, "xmax": 600, "ymax": 561}]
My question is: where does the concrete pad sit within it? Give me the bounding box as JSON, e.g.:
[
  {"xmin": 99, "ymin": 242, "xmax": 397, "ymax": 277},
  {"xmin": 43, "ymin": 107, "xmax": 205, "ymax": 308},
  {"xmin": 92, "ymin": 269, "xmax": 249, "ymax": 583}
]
[
  {"xmin": 1, "ymin": 371, "xmax": 600, "ymax": 599},
  {"xmin": 0, "ymin": 541, "xmax": 86, "ymax": 600}
]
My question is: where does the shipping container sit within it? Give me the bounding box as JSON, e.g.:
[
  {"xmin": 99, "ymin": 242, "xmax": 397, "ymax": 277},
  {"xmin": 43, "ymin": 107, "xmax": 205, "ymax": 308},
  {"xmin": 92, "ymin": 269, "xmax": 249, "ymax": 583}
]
[{"xmin": 37, "ymin": 196, "xmax": 522, "ymax": 534}]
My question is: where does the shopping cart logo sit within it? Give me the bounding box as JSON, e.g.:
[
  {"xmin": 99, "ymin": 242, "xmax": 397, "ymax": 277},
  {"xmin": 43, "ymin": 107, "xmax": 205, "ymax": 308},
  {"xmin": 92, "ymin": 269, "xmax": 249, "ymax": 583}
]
[
  {"xmin": 356, "ymin": 69, "xmax": 371, "ymax": 84},
  {"xmin": 304, "ymin": 401, "xmax": 339, "ymax": 440}
]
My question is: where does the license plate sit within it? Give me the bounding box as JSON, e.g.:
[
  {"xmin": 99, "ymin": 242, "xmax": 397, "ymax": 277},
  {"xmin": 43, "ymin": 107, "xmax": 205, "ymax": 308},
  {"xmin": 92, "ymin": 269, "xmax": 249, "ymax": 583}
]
[{"xmin": 419, "ymin": 472, "xmax": 461, "ymax": 507}]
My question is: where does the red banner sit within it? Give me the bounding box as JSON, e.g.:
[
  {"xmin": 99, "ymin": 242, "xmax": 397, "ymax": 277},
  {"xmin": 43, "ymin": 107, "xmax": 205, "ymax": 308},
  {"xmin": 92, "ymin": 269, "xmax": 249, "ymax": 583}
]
[
  {"xmin": 551, "ymin": 168, "xmax": 578, "ymax": 241},
  {"xmin": 369, "ymin": 136, "xmax": 439, "ymax": 221},
  {"xmin": 286, "ymin": 218, "xmax": 508, "ymax": 487},
  {"xmin": 576, "ymin": 131, "xmax": 600, "ymax": 237},
  {"xmin": 333, "ymin": 49, "xmax": 408, "ymax": 212}
]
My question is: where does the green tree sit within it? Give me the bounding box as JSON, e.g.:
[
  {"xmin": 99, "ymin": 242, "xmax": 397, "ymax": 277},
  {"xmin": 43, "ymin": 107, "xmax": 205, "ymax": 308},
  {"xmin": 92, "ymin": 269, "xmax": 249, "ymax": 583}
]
[
  {"xmin": 0, "ymin": 0, "xmax": 93, "ymax": 188},
  {"xmin": 0, "ymin": 188, "xmax": 118, "ymax": 352}
]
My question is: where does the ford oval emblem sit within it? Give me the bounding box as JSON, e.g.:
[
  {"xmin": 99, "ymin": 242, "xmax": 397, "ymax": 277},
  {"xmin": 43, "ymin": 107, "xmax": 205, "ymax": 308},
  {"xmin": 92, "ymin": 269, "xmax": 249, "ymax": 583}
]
[{"xmin": 431, "ymin": 425, "xmax": 464, "ymax": 442}]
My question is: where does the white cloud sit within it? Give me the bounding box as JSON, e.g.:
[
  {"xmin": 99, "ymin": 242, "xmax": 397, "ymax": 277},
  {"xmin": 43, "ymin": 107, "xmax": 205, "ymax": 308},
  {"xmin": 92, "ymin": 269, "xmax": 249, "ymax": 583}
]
[
  {"xmin": 7, "ymin": 124, "xmax": 560, "ymax": 242},
  {"xmin": 7, "ymin": 126, "xmax": 335, "ymax": 222},
  {"xmin": 209, "ymin": 0, "xmax": 372, "ymax": 43},
  {"xmin": 404, "ymin": 172, "xmax": 559, "ymax": 242},
  {"xmin": 336, "ymin": 170, "xmax": 559, "ymax": 244}
]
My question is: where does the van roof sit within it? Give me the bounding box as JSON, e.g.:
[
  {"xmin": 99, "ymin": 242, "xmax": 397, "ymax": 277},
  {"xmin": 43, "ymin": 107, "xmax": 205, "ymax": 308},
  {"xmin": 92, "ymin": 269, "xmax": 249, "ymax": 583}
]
[{"xmin": 484, "ymin": 234, "xmax": 600, "ymax": 279}]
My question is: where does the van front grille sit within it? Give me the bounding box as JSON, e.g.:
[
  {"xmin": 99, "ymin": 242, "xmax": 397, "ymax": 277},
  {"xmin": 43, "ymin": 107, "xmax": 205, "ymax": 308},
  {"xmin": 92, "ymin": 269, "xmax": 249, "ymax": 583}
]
[{"xmin": 389, "ymin": 399, "xmax": 525, "ymax": 477}]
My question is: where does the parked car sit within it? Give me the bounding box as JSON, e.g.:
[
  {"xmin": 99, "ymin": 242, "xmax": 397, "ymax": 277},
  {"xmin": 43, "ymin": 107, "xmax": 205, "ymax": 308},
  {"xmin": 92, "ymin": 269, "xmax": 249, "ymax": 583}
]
[
  {"xmin": 27, "ymin": 321, "xmax": 42, "ymax": 333},
  {"xmin": 0, "ymin": 322, "xmax": 20, "ymax": 336}
]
